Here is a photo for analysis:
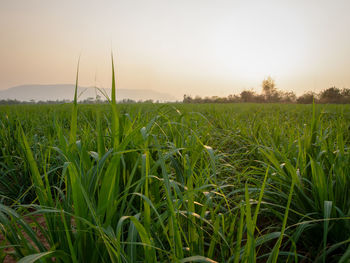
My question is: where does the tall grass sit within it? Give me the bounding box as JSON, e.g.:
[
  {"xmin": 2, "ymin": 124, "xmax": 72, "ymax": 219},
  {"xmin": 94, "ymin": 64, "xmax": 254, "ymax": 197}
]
[{"xmin": 0, "ymin": 68, "xmax": 350, "ymax": 261}]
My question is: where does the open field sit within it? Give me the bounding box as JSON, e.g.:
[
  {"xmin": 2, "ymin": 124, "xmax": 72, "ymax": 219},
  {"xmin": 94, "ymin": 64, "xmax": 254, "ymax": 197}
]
[{"xmin": 1, "ymin": 101, "xmax": 350, "ymax": 262}]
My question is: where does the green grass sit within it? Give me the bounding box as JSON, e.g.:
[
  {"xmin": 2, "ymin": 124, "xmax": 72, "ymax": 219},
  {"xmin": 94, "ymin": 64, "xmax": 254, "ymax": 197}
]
[{"xmin": 1, "ymin": 88, "xmax": 350, "ymax": 261}]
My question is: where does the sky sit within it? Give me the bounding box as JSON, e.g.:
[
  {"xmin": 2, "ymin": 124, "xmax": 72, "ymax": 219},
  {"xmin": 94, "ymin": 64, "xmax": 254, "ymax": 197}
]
[{"xmin": 1, "ymin": 0, "xmax": 350, "ymax": 99}]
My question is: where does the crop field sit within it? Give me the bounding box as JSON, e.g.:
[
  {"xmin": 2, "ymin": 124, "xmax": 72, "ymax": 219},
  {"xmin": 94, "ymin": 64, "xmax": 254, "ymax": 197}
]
[{"xmin": 1, "ymin": 95, "xmax": 350, "ymax": 262}]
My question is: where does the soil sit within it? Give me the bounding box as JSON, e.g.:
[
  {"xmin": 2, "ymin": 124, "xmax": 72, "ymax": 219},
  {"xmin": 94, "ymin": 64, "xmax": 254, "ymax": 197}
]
[{"xmin": 0, "ymin": 214, "xmax": 49, "ymax": 263}]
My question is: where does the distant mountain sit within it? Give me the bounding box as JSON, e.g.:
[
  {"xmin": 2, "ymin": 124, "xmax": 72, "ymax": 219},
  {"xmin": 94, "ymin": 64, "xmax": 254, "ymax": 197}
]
[{"xmin": 0, "ymin": 84, "xmax": 177, "ymax": 102}]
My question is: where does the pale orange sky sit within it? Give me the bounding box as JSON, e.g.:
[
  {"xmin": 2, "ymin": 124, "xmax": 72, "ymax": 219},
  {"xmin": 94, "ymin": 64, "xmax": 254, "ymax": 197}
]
[{"xmin": 1, "ymin": 0, "xmax": 350, "ymax": 99}]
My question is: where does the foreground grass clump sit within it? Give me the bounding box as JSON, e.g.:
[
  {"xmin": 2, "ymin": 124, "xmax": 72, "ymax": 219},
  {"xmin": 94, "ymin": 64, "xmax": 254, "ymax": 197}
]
[{"xmin": 1, "ymin": 97, "xmax": 350, "ymax": 261}]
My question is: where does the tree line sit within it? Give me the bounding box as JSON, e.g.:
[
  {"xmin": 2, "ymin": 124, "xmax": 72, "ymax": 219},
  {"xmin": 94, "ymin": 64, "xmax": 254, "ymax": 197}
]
[
  {"xmin": 183, "ymin": 77, "xmax": 350, "ymax": 104},
  {"xmin": 1, "ymin": 77, "xmax": 350, "ymax": 105}
]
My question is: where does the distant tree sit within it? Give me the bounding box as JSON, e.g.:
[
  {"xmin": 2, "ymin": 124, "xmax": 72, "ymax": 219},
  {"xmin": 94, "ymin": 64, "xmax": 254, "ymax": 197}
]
[
  {"xmin": 193, "ymin": 96, "xmax": 202, "ymax": 103},
  {"xmin": 297, "ymin": 91, "xmax": 317, "ymax": 104},
  {"xmin": 280, "ymin": 91, "xmax": 297, "ymax": 103},
  {"xmin": 262, "ymin": 76, "xmax": 277, "ymax": 102},
  {"xmin": 341, "ymin": 88, "xmax": 350, "ymax": 103},
  {"xmin": 216, "ymin": 96, "xmax": 228, "ymax": 103},
  {"xmin": 183, "ymin": 94, "xmax": 193, "ymax": 103},
  {"xmin": 341, "ymin": 88, "xmax": 350, "ymax": 96},
  {"xmin": 240, "ymin": 90, "xmax": 256, "ymax": 102},
  {"xmin": 254, "ymin": 94, "xmax": 266, "ymax": 103},
  {"xmin": 319, "ymin": 86, "xmax": 342, "ymax": 103},
  {"xmin": 227, "ymin": 94, "xmax": 240, "ymax": 103},
  {"xmin": 203, "ymin": 96, "xmax": 211, "ymax": 103}
]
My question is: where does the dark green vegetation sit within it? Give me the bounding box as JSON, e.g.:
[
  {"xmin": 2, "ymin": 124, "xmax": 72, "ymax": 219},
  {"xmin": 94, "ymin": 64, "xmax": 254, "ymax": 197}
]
[
  {"xmin": 1, "ymin": 101, "xmax": 350, "ymax": 262},
  {"xmin": 184, "ymin": 77, "xmax": 350, "ymax": 104}
]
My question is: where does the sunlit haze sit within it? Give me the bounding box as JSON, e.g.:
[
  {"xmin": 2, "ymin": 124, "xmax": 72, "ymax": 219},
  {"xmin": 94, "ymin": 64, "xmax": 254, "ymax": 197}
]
[{"xmin": 1, "ymin": 0, "xmax": 350, "ymax": 99}]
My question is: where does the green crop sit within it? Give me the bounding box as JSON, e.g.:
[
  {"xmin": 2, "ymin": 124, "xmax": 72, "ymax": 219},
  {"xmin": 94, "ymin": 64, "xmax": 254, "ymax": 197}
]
[{"xmin": 0, "ymin": 62, "xmax": 350, "ymax": 262}]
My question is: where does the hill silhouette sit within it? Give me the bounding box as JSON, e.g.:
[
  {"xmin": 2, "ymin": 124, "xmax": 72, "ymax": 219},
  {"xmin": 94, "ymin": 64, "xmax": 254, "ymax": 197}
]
[{"xmin": 0, "ymin": 84, "xmax": 177, "ymax": 102}]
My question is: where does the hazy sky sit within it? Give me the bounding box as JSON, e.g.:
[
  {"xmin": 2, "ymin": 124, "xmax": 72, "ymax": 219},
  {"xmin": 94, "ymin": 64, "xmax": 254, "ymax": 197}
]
[{"xmin": 1, "ymin": 0, "xmax": 350, "ymax": 99}]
